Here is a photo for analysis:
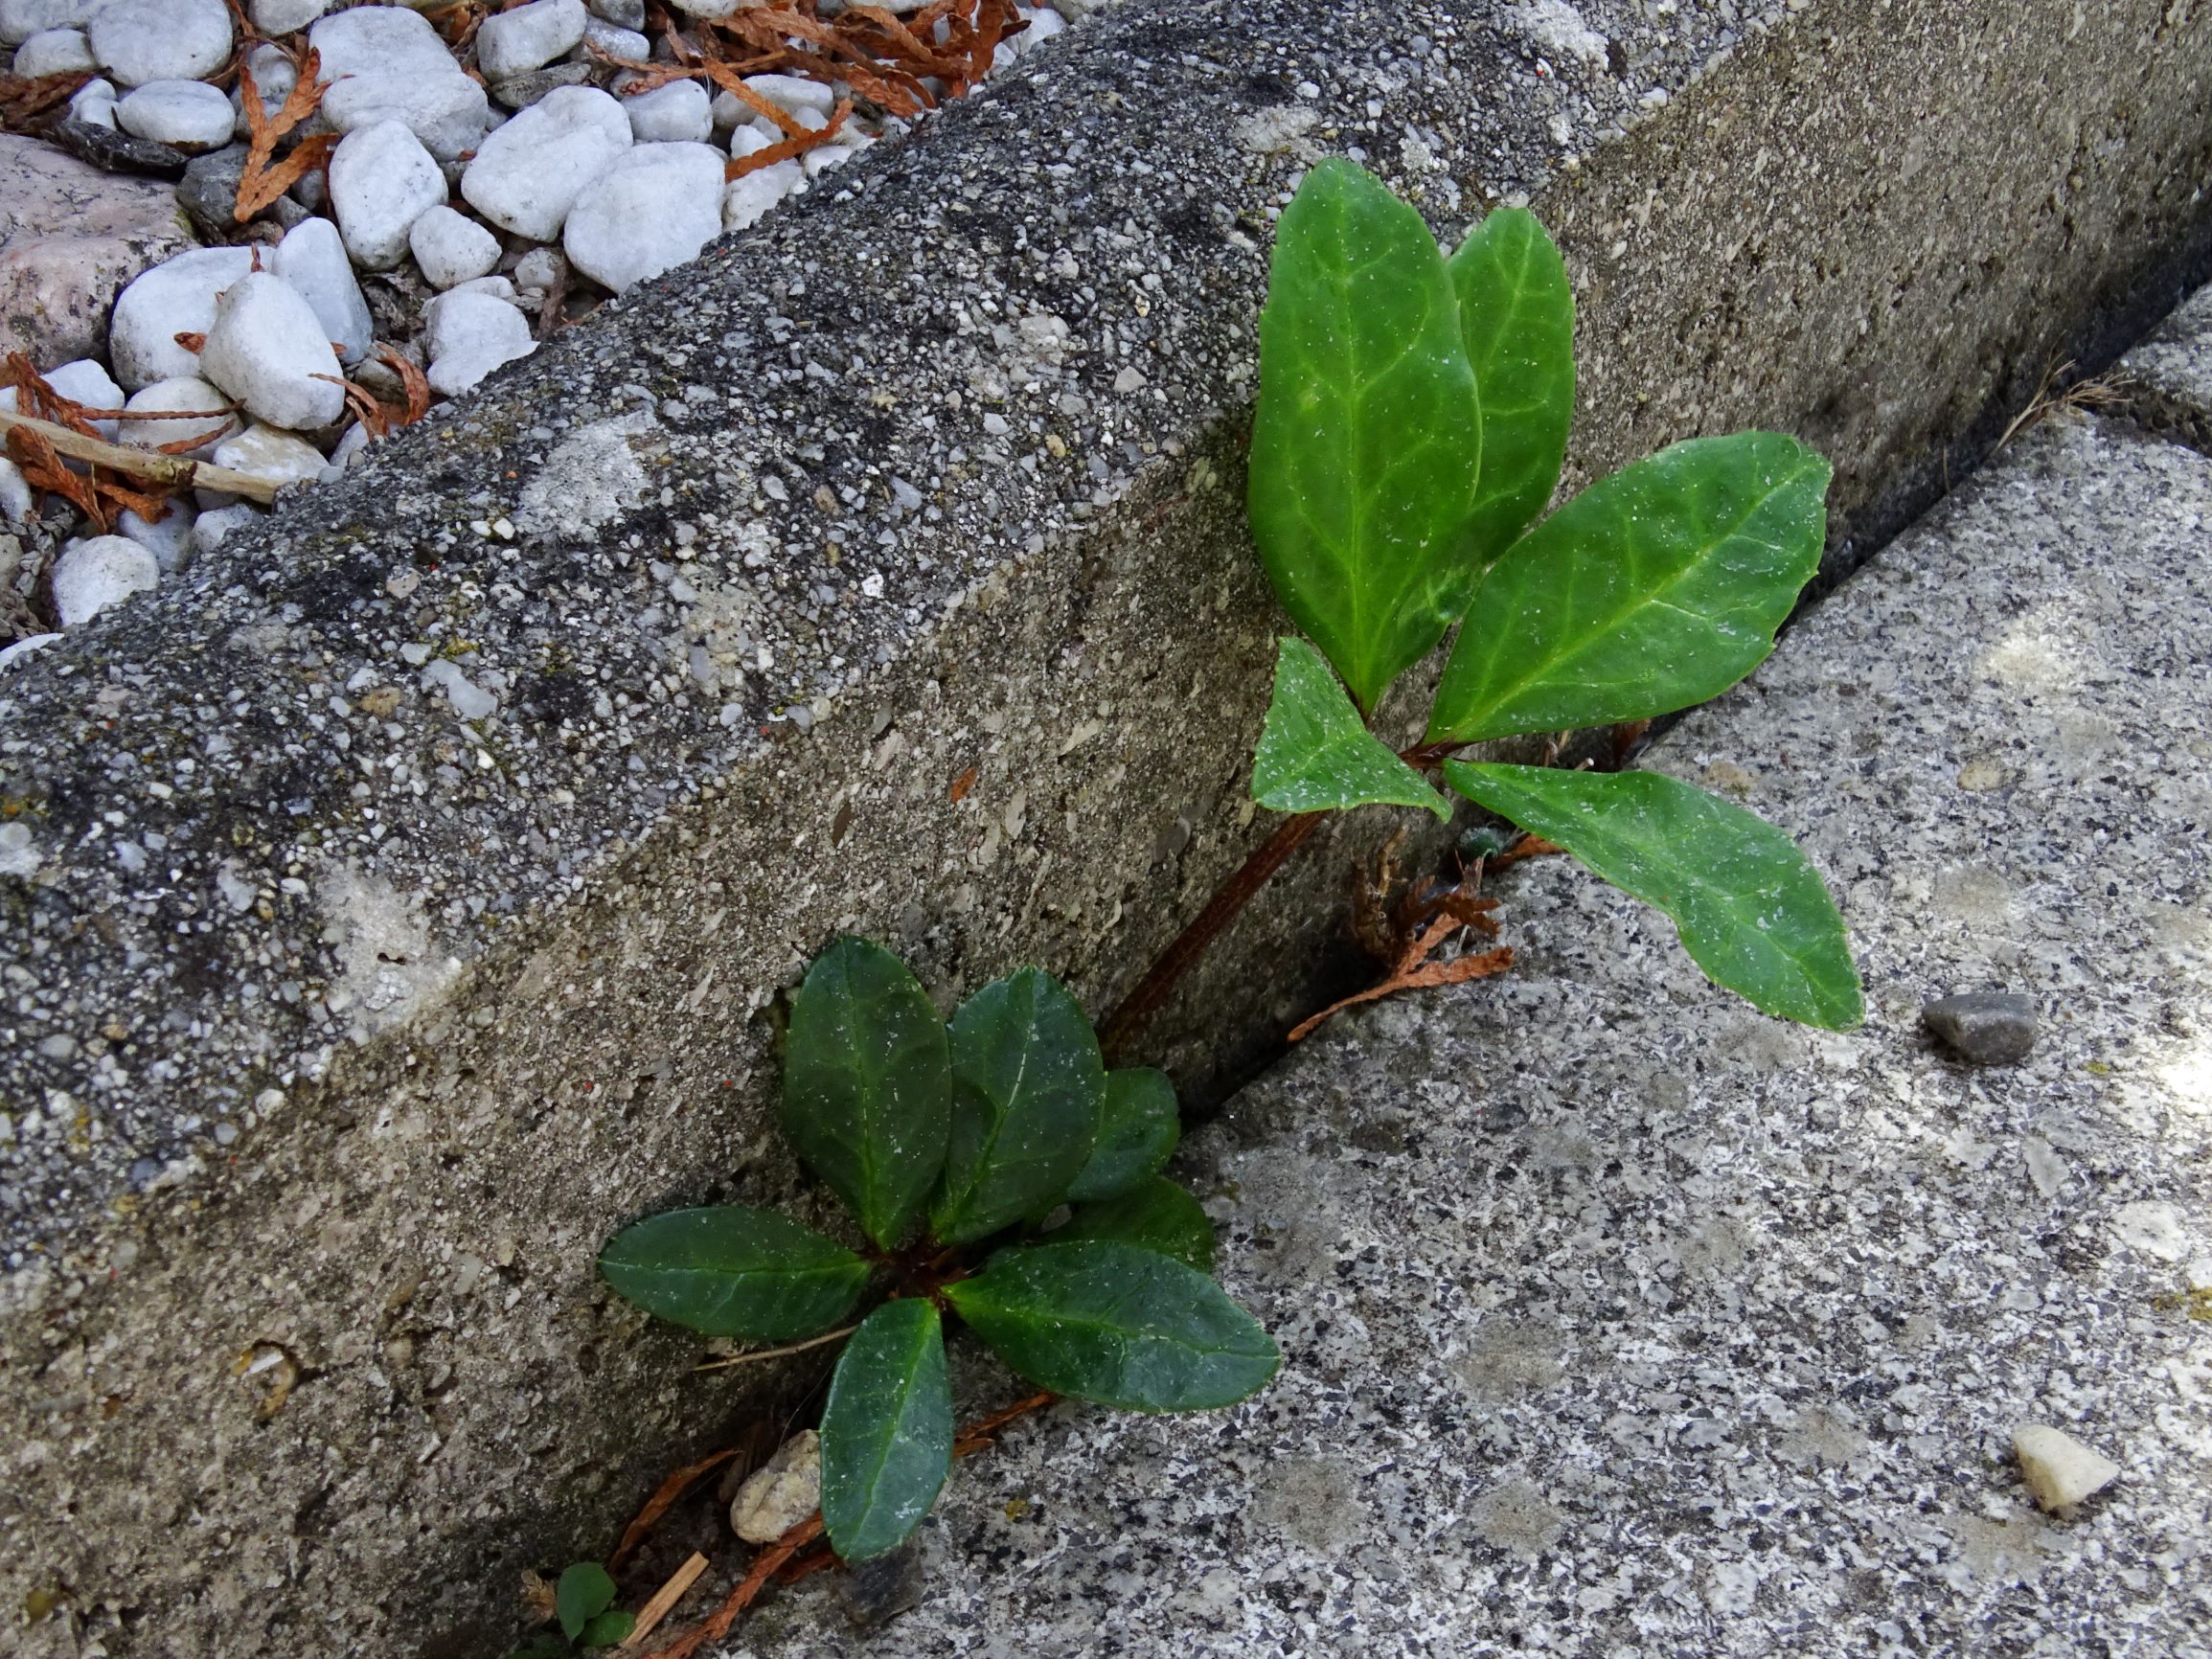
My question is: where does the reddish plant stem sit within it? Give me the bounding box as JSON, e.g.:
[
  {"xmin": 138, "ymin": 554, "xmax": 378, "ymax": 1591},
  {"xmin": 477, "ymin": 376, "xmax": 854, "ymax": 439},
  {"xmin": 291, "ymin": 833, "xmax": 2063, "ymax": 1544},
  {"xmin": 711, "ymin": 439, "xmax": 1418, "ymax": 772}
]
[{"xmin": 1098, "ymin": 811, "xmax": 1325, "ymax": 1060}]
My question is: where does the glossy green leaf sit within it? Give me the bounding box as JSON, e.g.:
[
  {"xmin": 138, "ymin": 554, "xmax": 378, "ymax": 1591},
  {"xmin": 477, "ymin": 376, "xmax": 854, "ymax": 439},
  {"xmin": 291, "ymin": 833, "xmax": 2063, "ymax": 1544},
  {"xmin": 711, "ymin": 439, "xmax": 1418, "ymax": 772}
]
[
  {"xmin": 1249, "ymin": 157, "xmax": 1485, "ymax": 715},
  {"xmin": 929, "ymin": 967, "xmax": 1105, "ymax": 1244},
  {"xmin": 580, "ymin": 1610, "xmax": 635, "ymax": 1649},
  {"xmin": 1444, "ymin": 763, "xmax": 1862, "ymax": 1029},
  {"xmin": 1056, "ymin": 1177, "xmax": 1215, "ymax": 1271},
  {"xmin": 1251, "ymin": 637, "xmax": 1450, "ymax": 820},
  {"xmin": 1428, "ymin": 433, "xmax": 1831, "ymax": 743},
  {"xmin": 946, "ymin": 1241, "xmax": 1278, "ymax": 1412},
  {"xmin": 555, "ymin": 1563, "xmax": 615, "ymax": 1643},
  {"xmin": 598, "ymin": 1205, "xmax": 871, "ymax": 1341},
  {"xmin": 820, "ymin": 1299, "xmax": 953, "ymax": 1562},
  {"xmin": 1065, "ymin": 1067, "xmax": 1180, "ymax": 1203},
  {"xmin": 783, "ymin": 936, "xmax": 950, "ymax": 1249},
  {"xmin": 1448, "ymin": 206, "xmax": 1576, "ymax": 588}
]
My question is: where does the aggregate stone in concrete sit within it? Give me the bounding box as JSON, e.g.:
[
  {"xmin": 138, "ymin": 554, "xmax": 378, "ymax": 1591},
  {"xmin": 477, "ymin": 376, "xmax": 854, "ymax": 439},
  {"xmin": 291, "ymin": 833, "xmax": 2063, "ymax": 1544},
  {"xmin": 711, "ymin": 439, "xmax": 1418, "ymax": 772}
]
[
  {"xmin": 732, "ymin": 413, "xmax": 2212, "ymax": 1655},
  {"xmin": 6, "ymin": 2, "xmax": 2212, "ymax": 1654}
]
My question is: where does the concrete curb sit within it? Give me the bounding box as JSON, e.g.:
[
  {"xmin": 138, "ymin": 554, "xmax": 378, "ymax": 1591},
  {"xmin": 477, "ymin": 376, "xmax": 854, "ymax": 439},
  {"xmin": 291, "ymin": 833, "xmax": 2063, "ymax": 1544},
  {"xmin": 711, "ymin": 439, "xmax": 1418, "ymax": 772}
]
[{"xmin": 4, "ymin": 2, "xmax": 2211, "ymax": 1652}]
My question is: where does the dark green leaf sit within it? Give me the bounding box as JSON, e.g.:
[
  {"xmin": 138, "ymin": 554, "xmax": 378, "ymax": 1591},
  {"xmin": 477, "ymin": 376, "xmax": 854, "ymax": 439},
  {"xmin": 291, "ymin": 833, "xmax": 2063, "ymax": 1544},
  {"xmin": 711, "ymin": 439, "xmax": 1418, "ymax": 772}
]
[
  {"xmin": 598, "ymin": 1206, "xmax": 870, "ymax": 1341},
  {"xmin": 580, "ymin": 1610, "xmax": 635, "ymax": 1649},
  {"xmin": 1448, "ymin": 206, "xmax": 1576, "ymax": 587},
  {"xmin": 1427, "ymin": 433, "xmax": 1831, "ymax": 743},
  {"xmin": 1065, "ymin": 1066, "xmax": 1180, "ymax": 1203},
  {"xmin": 946, "ymin": 1240, "xmax": 1278, "ymax": 1412},
  {"xmin": 1250, "ymin": 637, "xmax": 1450, "ymax": 820},
  {"xmin": 555, "ymin": 1563, "xmax": 615, "ymax": 1643},
  {"xmin": 929, "ymin": 968, "xmax": 1105, "ymax": 1244},
  {"xmin": 1056, "ymin": 1177, "xmax": 1215, "ymax": 1271},
  {"xmin": 820, "ymin": 1298, "xmax": 953, "ymax": 1562},
  {"xmin": 1248, "ymin": 157, "xmax": 1486, "ymax": 715},
  {"xmin": 783, "ymin": 936, "xmax": 950, "ymax": 1249},
  {"xmin": 1444, "ymin": 763, "xmax": 1862, "ymax": 1029}
]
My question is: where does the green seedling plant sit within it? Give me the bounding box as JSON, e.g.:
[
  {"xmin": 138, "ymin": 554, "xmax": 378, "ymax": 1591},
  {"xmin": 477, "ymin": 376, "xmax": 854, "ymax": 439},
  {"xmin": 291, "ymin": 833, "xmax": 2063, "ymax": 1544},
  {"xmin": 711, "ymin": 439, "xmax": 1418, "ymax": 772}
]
[
  {"xmin": 505, "ymin": 1562, "xmax": 634, "ymax": 1657},
  {"xmin": 1233, "ymin": 157, "xmax": 1862, "ymax": 1031},
  {"xmin": 599, "ymin": 938, "xmax": 1277, "ymax": 1570}
]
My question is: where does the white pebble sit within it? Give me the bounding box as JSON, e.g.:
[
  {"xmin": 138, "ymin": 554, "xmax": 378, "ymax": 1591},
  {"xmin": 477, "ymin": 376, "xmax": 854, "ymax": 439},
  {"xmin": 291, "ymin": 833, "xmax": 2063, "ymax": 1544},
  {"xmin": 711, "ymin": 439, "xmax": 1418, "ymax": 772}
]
[
  {"xmin": 86, "ymin": 0, "xmax": 230, "ymax": 87},
  {"xmin": 741, "ymin": 73, "xmax": 834, "ymax": 118},
  {"xmin": 0, "ymin": 358, "xmax": 124, "ymax": 438},
  {"xmin": 622, "ymin": 79, "xmax": 710, "ymax": 143},
  {"xmin": 423, "ymin": 290, "xmax": 536, "ymax": 397},
  {"xmin": 53, "ymin": 535, "xmax": 159, "ymax": 626},
  {"xmin": 461, "ymin": 84, "xmax": 631, "ymax": 240},
  {"xmin": 107, "ymin": 246, "xmax": 257, "ymax": 390},
  {"xmin": 723, "ymin": 152, "xmax": 801, "ymax": 232},
  {"xmin": 0, "ymin": 631, "xmax": 60, "ymax": 672},
  {"xmin": 420, "ymin": 657, "xmax": 498, "ymax": 719},
  {"xmin": 730, "ymin": 1431, "xmax": 820, "ymax": 1543},
  {"xmin": 11, "ymin": 25, "xmax": 91, "ymax": 76},
  {"xmin": 212, "ymin": 423, "xmax": 326, "ymax": 490},
  {"xmin": 476, "ymin": 0, "xmax": 585, "ymax": 80},
  {"xmin": 330, "ymin": 421, "xmax": 370, "ymax": 470},
  {"xmin": 408, "ymin": 205, "xmax": 503, "ymax": 290},
  {"xmin": 0, "ymin": 457, "xmax": 32, "ymax": 526},
  {"xmin": 116, "ymin": 80, "xmax": 235, "ymax": 150},
  {"xmin": 272, "ymin": 216, "xmax": 374, "ymax": 364},
  {"xmin": 582, "ymin": 16, "xmax": 648, "ymax": 61},
  {"xmin": 329, "ymin": 119, "xmax": 446, "ymax": 271},
  {"xmin": 512, "ymin": 247, "xmax": 561, "ymax": 292},
  {"xmin": 118, "ymin": 377, "xmax": 238, "ymax": 459},
  {"xmin": 2014, "ymin": 1424, "xmax": 2121, "ymax": 1511},
  {"xmin": 192, "ymin": 502, "xmax": 262, "ymax": 555},
  {"xmin": 198, "ymin": 272, "xmax": 346, "ymax": 431},
  {"xmin": 118, "ymin": 502, "xmax": 195, "ymax": 574},
  {"xmin": 563, "ymin": 141, "xmax": 723, "ymax": 293},
  {"xmin": 310, "ymin": 5, "xmax": 490, "ymax": 160},
  {"xmin": 65, "ymin": 74, "xmax": 116, "ymax": 126},
  {"xmin": 249, "ymin": 0, "xmax": 331, "ymax": 32},
  {"xmin": 0, "ymin": 0, "xmax": 95, "ymax": 48}
]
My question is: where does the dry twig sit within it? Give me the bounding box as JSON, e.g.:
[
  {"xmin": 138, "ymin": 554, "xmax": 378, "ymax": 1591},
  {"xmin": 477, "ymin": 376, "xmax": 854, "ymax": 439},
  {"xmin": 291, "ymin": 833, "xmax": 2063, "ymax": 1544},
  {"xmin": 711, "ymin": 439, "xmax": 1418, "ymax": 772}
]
[{"xmin": 0, "ymin": 408, "xmax": 283, "ymax": 505}]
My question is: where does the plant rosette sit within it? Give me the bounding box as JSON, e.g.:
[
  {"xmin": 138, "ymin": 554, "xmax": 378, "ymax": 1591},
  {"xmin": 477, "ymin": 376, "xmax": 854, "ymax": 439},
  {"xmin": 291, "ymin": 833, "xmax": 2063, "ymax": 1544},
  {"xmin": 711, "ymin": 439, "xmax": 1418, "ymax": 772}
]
[
  {"xmin": 599, "ymin": 939, "xmax": 1278, "ymax": 1567},
  {"xmin": 1242, "ymin": 158, "xmax": 1862, "ymax": 1031}
]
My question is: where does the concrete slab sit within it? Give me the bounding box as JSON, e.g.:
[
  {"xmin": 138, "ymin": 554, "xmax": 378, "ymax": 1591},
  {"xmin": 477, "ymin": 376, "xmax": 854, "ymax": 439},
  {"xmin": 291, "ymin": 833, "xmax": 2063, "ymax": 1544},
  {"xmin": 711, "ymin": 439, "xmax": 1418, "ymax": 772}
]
[
  {"xmin": 736, "ymin": 412, "xmax": 2212, "ymax": 1655},
  {"xmin": 2124, "ymin": 279, "xmax": 2212, "ymax": 451},
  {"xmin": 7, "ymin": 1, "xmax": 2212, "ymax": 1652}
]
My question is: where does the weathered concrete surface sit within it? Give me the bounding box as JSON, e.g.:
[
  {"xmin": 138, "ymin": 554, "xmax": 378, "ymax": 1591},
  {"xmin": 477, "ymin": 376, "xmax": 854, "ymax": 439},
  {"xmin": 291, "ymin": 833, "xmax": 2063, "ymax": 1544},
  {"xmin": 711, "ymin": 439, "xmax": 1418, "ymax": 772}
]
[
  {"xmin": 4, "ymin": 1, "xmax": 2212, "ymax": 1652},
  {"xmin": 735, "ymin": 408, "xmax": 2212, "ymax": 1657},
  {"xmin": 2122, "ymin": 278, "xmax": 2212, "ymax": 453}
]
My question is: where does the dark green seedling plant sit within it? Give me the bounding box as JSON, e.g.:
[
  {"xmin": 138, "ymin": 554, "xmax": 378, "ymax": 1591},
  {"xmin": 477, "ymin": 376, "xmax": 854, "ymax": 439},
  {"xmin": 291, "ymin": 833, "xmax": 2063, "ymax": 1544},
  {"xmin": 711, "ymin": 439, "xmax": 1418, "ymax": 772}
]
[
  {"xmin": 505, "ymin": 1562, "xmax": 634, "ymax": 1657},
  {"xmin": 598, "ymin": 938, "xmax": 1276, "ymax": 1567},
  {"xmin": 1239, "ymin": 157, "xmax": 1861, "ymax": 1030}
]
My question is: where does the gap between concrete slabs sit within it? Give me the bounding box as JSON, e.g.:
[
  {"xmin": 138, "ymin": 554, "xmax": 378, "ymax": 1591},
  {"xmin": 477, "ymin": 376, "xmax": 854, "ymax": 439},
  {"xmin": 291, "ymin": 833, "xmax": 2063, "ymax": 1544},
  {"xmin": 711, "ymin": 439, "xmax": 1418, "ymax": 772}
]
[
  {"xmin": 3, "ymin": 2, "xmax": 2211, "ymax": 1653},
  {"xmin": 730, "ymin": 406, "xmax": 2212, "ymax": 1657}
]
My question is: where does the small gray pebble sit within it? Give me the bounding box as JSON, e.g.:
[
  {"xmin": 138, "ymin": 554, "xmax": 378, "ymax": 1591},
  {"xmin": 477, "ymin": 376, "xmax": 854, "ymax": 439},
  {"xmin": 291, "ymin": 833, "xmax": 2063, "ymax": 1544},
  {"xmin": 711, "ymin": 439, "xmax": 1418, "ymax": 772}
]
[
  {"xmin": 836, "ymin": 1535, "xmax": 925, "ymax": 1628},
  {"xmin": 1922, "ymin": 990, "xmax": 2039, "ymax": 1065}
]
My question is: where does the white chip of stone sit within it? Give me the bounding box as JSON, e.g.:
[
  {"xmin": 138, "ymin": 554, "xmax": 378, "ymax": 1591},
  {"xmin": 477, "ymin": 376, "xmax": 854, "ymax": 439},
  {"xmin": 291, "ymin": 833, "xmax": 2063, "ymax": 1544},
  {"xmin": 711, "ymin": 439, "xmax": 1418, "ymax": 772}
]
[
  {"xmin": 117, "ymin": 502, "xmax": 195, "ymax": 574},
  {"xmin": 328, "ymin": 119, "xmax": 447, "ymax": 271},
  {"xmin": 86, "ymin": 0, "xmax": 230, "ymax": 87},
  {"xmin": 53, "ymin": 534, "xmax": 159, "ymax": 625},
  {"xmin": 271, "ymin": 216, "xmax": 374, "ymax": 364},
  {"xmin": 724, "ymin": 129, "xmax": 802, "ymax": 231},
  {"xmin": 476, "ymin": 0, "xmax": 585, "ymax": 80},
  {"xmin": 310, "ymin": 5, "xmax": 490, "ymax": 159},
  {"xmin": 512, "ymin": 247, "xmax": 561, "ymax": 293},
  {"xmin": 461, "ymin": 84, "xmax": 632, "ymax": 240},
  {"xmin": 803, "ymin": 133, "xmax": 868, "ymax": 180},
  {"xmin": 420, "ymin": 657, "xmax": 498, "ymax": 720},
  {"xmin": 211, "ymin": 422, "xmax": 327, "ymax": 490},
  {"xmin": 0, "ymin": 0, "xmax": 94, "ymax": 48},
  {"xmin": 12, "ymin": 25, "xmax": 92, "ymax": 76},
  {"xmin": 118, "ymin": 377, "xmax": 238, "ymax": 458},
  {"xmin": 0, "ymin": 456, "xmax": 32, "ymax": 526},
  {"xmin": 330, "ymin": 421, "xmax": 370, "ymax": 470},
  {"xmin": 582, "ymin": 16, "xmax": 648, "ymax": 61},
  {"xmin": 730, "ymin": 1430, "xmax": 820, "ymax": 1544},
  {"xmin": 2013, "ymin": 1424, "xmax": 2121, "ymax": 1511},
  {"xmin": 115, "ymin": 80, "xmax": 234, "ymax": 150},
  {"xmin": 621, "ymin": 78, "xmax": 711, "ymax": 144},
  {"xmin": 65, "ymin": 73, "xmax": 116, "ymax": 126},
  {"xmin": 249, "ymin": 0, "xmax": 331, "ymax": 32},
  {"xmin": 423, "ymin": 290, "xmax": 536, "ymax": 397},
  {"xmin": 197, "ymin": 271, "xmax": 346, "ymax": 431},
  {"xmin": 192, "ymin": 501, "xmax": 262, "ymax": 555},
  {"xmin": 408, "ymin": 205, "xmax": 503, "ymax": 290},
  {"xmin": 0, "ymin": 631, "xmax": 60, "ymax": 673},
  {"xmin": 107, "ymin": 246, "xmax": 256, "ymax": 390},
  {"xmin": 562, "ymin": 141, "xmax": 723, "ymax": 293}
]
